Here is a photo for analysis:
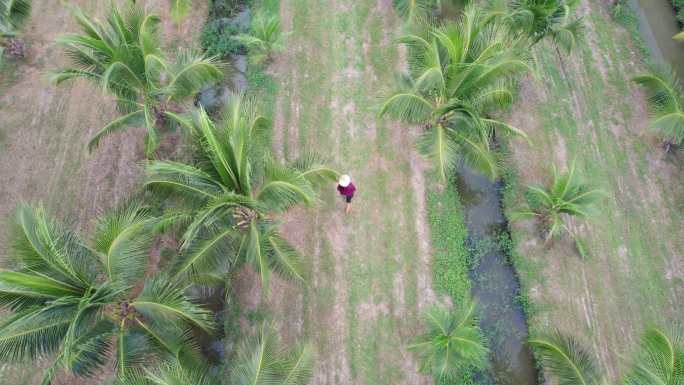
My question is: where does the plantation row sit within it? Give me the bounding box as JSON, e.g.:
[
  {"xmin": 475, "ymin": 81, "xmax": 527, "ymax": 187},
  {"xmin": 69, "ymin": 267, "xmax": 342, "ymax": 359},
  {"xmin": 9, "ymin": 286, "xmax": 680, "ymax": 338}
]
[
  {"xmin": 0, "ymin": 1, "xmax": 325, "ymax": 384},
  {"xmin": 0, "ymin": 1, "xmax": 681, "ymax": 385},
  {"xmin": 382, "ymin": 1, "xmax": 683, "ymax": 385}
]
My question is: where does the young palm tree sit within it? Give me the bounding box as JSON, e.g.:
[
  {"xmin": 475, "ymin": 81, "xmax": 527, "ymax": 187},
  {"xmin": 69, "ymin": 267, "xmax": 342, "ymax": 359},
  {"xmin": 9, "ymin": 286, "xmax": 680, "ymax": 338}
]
[
  {"xmin": 0, "ymin": 203, "xmax": 213, "ymax": 384},
  {"xmin": 0, "ymin": 0, "xmax": 31, "ymax": 62},
  {"xmin": 502, "ymin": 0, "xmax": 584, "ymax": 53},
  {"xmin": 118, "ymin": 322, "xmax": 313, "ymax": 385},
  {"xmin": 529, "ymin": 330, "xmax": 602, "ymax": 385},
  {"xmin": 145, "ymin": 94, "xmax": 337, "ymax": 292},
  {"xmin": 511, "ymin": 162, "xmax": 604, "ymax": 245},
  {"xmin": 51, "ymin": 3, "xmax": 224, "ymax": 155},
  {"xmin": 409, "ymin": 300, "xmax": 489, "ymax": 382},
  {"xmin": 379, "ymin": 6, "xmax": 530, "ymax": 180},
  {"xmin": 623, "ymin": 325, "xmax": 683, "ymax": 385},
  {"xmin": 232, "ymin": 11, "xmax": 283, "ymax": 64},
  {"xmin": 633, "ymin": 71, "xmax": 684, "ymax": 151}
]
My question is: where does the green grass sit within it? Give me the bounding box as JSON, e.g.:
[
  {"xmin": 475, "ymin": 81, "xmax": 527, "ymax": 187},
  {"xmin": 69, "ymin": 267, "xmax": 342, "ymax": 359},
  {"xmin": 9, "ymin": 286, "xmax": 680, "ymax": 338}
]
[{"xmin": 426, "ymin": 179, "xmax": 471, "ymax": 305}]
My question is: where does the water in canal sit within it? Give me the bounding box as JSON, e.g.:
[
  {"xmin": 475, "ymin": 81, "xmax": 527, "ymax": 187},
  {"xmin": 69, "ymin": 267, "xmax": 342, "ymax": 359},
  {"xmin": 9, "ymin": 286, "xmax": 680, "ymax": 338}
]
[
  {"xmin": 630, "ymin": 0, "xmax": 684, "ymax": 77},
  {"xmin": 455, "ymin": 166, "xmax": 539, "ymax": 385}
]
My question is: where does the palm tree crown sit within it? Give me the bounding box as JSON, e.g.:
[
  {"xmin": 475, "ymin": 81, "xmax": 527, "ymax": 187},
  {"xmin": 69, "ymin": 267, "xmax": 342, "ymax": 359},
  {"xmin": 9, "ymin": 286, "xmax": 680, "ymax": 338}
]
[
  {"xmin": 145, "ymin": 94, "xmax": 337, "ymax": 292},
  {"xmin": 0, "ymin": 203, "xmax": 213, "ymax": 384},
  {"xmin": 51, "ymin": 3, "xmax": 224, "ymax": 155},
  {"xmin": 409, "ymin": 300, "xmax": 489, "ymax": 381},
  {"xmin": 502, "ymin": 0, "xmax": 584, "ymax": 53},
  {"xmin": 633, "ymin": 71, "xmax": 684, "ymax": 150},
  {"xmin": 511, "ymin": 162, "xmax": 604, "ymax": 243},
  {"xmin": 380, "ymin": 5, "xmax": 530, "ymax": 180}
]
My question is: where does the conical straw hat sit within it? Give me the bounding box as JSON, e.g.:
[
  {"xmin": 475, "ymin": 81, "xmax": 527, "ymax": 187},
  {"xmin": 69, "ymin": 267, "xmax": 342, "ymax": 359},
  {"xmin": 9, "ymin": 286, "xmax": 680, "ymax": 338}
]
[{"xmin": 338, "ymin": 174, "xmax": 351, "ymax": 187}]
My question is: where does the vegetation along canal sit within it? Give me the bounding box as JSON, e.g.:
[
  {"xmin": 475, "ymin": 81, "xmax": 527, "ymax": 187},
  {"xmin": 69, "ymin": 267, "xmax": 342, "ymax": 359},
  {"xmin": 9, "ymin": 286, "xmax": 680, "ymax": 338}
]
[{"xmin": 455, "ymin": 166, "xmax": 539, "ymax": 385}]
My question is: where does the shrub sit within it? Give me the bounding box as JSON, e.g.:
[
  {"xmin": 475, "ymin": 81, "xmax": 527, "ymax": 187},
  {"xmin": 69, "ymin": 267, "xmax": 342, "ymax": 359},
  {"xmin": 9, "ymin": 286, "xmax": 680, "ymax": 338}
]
[{"xmin": 202, "ymin": 18, "xmax": 245, "ymax": 57}]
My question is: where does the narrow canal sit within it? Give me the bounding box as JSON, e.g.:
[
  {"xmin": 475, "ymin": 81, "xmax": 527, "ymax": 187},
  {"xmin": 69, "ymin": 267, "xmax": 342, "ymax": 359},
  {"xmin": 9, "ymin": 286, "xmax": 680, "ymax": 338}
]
[{"xmin": 455, "ymin": 166, "xmax": 539, "ymax": 385}]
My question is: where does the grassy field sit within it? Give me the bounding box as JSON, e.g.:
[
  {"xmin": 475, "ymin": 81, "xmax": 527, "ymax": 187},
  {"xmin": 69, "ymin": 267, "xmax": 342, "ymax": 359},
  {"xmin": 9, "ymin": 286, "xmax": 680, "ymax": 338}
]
[
  {"xmin": 231, "ymin": 0, "xmax": 472, "ymax": 384},
  {"xmin": 0, "ymin": 2, "xmax": 207, "ymax": 384},
  {"xmin": 504, "ymin": 1, "xmax": 684, "ymax": 382},
  {"xmin": 0, "ymin": 0, "xmax": 682, "ymax": 384}
]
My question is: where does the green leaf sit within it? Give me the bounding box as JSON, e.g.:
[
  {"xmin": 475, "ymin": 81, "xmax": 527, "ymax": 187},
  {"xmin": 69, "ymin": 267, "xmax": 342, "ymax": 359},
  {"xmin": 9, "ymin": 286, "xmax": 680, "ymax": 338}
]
[
  {"xmin": 530, "ymin": 330, "xmax": 601, "ymax": 385},
  {"xmin": 88, "ymin": 110, "xmax": 145, "ymax": 152},
  {"xmin": 131, "ymin": 277, "xmax": 214, "ymax": 332}
]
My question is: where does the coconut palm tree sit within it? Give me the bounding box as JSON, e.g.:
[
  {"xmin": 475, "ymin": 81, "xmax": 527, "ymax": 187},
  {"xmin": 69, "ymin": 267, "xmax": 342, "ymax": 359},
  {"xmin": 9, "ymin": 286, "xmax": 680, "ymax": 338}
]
[
  {"xmin": 379, "ymin": 5, "xmax": 530, "ymax": 180},
  {"xmin": 623, "ymin": 325, "xmax": 684, "ymax": 385},
  {"xmin": 0, "ymin": 203, "xmax": 213, "ymax": 384},
  {"xmin": 118, "ymin": 322, "xmax": 313, "ymax": 385},
  {"xmin": 409, "ymin": 300, "xmax": 489, "ymax": 382},
  {"xmin": 145, "ymin": 94, "xmax": 337, "ymax": 292},
  {"xmin": 633, "ymin": 71, "xmax": 684, "ymax": 152},
  {"xmin": 500, "ymin": 0, "xmax": 584, "ymax": 53},
  {"xmin": 232, "ymin": 11, "xmax": 283, "ymax": 64},
  {"xmin": 0, "ymin": 0, "xmax": 31, "ymax": 62},
  {"xmin": 511, "ymin": 162, "xmax": 605, "ymax": 245},
  {"xmin": 51, "ymin": 2, "xmax": 224, "ymax": 155},
  {"xmin": 529, "ymin": 330, "xmax": 602, "ymax": 385}
]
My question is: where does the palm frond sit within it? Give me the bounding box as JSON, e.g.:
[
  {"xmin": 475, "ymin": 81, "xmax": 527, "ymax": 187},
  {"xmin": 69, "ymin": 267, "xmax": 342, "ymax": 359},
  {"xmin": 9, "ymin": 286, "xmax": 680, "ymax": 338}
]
[
  {"xmin": 417, "ymin": 124, "xmax": 460, "ymax": 182},
  {"xmin": 231, "ymin": 322, "xmax": 312, "ymax": 385},
  {"xmin": 130, "ymin": 277, "xmax": 214, "ymax": 332},
  {"xmin": 173, "ymin": 223, "xmax": 239, "ymax": 282},
  {"xmin": 264, "ymin": 231, "xmax": 306, "ymax": 283},
  {"xmin": 281, "ymin": 343, "xmax": 314, "ymax": 385},
  {"xmin": 409, "ymin": 301, "xmax": 489, "ymax": 381},
  {"xmin": 62, "ymin": 320, "xmax": 114, "ymax": 378},
  {"xmin": 0, "ymin": 305, "xmax": 75, "ymax": 362},
  {"xmin": 88, "ymin": 109, "xmax": 145, "ymax": 152},
  {"xmin": 553, "ymin": 18, "xmax": 583, "ymax": 54},
  {"xmin": 9, "ymin": 204, "xmax": 96, "ymax": 288},
  {"xmin": 1, "ymin": 0, "xmax": 31, "ymax": 32},
  {"xmin": 144, "ymin": 160, "xmax": 224, "ymax": 202},
  {"xmin": 115, "ymin": 326, "xmax": 155, "ymax": 377},
  {"xmin": 378, "ymin": 87, "xmax": 434, "ymax": 123},
  {"xmin": 256, "ymin": 160, "xmax": 316, "ymax": 213},
  {"xmin": 92, "ymin": 200, "xmax": 155, "ymax": 288},
  {"xmin": 633, "ymin": 71, "xmax": 684, "ymax": 145},
  {"xmin": 530, "ymin": 330, "xmax": 601, "ymax": 385},
  {"xmin": 623, "ymin": 325, "xmax": 684, "ymax": 385},
  {"xmin": 166, "ymin": 50, "xmax": 223, "ymax": 100}
]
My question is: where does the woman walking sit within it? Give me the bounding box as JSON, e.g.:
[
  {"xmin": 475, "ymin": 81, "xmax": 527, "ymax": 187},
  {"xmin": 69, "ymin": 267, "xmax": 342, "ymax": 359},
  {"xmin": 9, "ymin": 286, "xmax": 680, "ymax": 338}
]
[{"xmin": 337, "ymin": 174, "xmax": 356, "ymax": 214}]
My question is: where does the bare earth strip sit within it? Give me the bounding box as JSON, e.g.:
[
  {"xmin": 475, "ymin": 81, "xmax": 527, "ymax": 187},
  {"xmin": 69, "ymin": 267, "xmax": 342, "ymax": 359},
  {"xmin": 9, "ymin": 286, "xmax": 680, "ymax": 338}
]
[
  {"xmin": 0, "ymin": 2, "xmax": 206, "ymax": 384},
  {"xmin": 234, "ymin": 0, "xmax": 436, "ymax": 384},
  {"xmin": 506, "ymin": 1, "xmax": 684, "ymax": 382}
]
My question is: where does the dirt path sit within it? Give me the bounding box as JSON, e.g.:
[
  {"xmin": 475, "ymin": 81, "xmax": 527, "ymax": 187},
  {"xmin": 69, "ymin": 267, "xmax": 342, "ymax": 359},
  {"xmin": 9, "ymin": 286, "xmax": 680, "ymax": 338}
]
[
  {"xmin": 235, "ymin": 0, "xmax": 436, "ymax": 384},
  {"xmin": 0, "ymin": 2, "xmax": 206, "ymax": 384}
]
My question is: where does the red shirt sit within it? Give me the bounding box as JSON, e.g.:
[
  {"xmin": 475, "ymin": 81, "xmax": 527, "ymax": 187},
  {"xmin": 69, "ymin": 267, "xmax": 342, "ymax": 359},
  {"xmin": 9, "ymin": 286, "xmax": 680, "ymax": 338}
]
[{"xmin": 337, "ymin": 182, "xmax": 356, "ymax": 197}]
